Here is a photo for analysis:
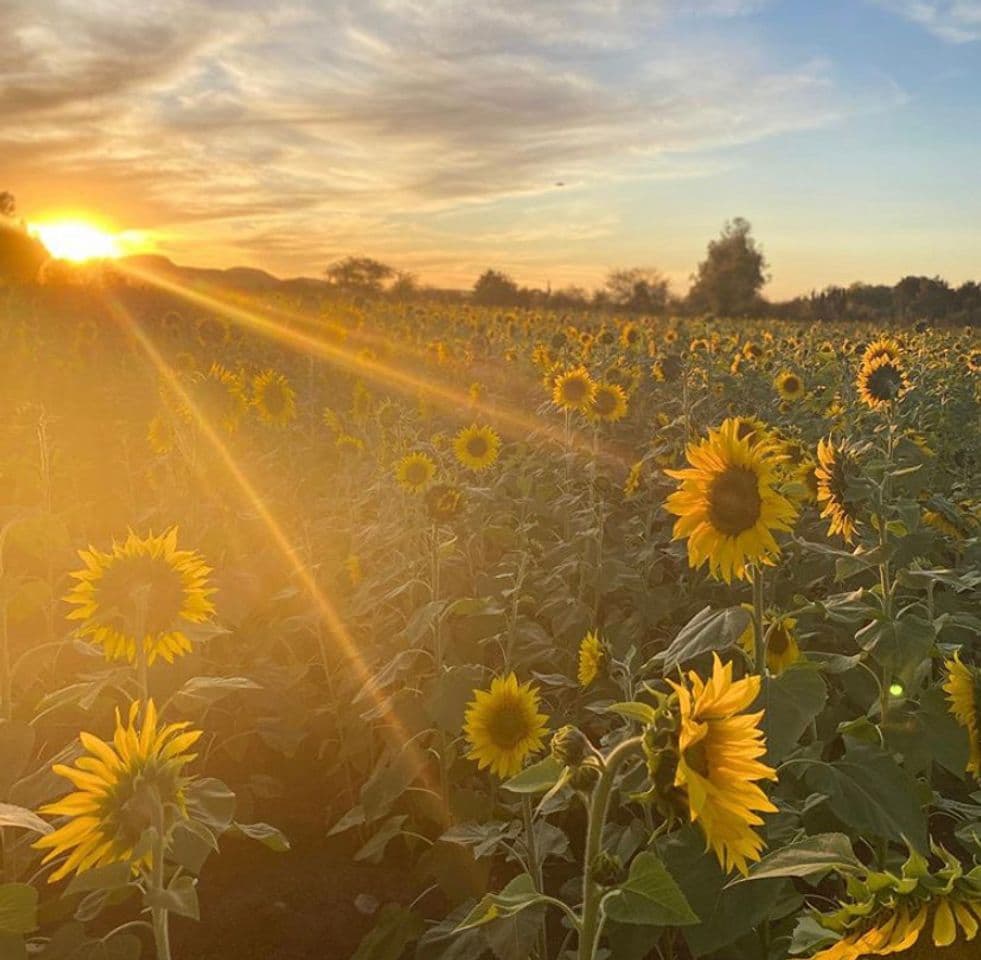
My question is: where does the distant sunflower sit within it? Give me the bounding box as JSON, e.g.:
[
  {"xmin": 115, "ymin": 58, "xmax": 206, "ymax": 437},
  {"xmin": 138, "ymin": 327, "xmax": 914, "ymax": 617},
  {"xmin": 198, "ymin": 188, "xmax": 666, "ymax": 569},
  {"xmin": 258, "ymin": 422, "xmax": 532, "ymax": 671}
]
[
  {"xmin": 667, "ymin": 654, "xmax": 777, "ymax": 875},
  {"xmin": 967, "ymin": 349, "xmax": 981, "ymax": 373},
  {"xmin": 252, "ymin": 369, "xmax": 297, "ymax": 425},
  {"xmin": 552, "ymin": 366, "xmax": 595, "ymax": 413},
  {"xmin": 738, "ymin": 611, "xmax": 800, "ymax": 675},
  {"xmin": 589, "ymin": 383, "xmax": 628, "ymax": 423},
  {"xmin": 857, "ymin": 354, "xmax": 908, "ymax": 409},
  {"xmin": 65, "ymin": 528, "xmax": 215, "ymax": 665},
  {"xmin": 395, "ymin": 452, "xmax": 436, "ymax": 493},
  {"xmin": 665, "ymin": 418, "xmax": 797, "ymax": 583},
  {"xmin": 620, "ymin": 322, "xmax": 643, "ymax": 349},
  {"xmin": 623, "ymin": 461, "xmax": 644, "ymax": 499},
  {"xmin": 335, "ymin": 434, "xmax": 364, "ymax": 455},
  {"xmin": 862, "ymin": 336, "xmax": 902, "ymax": 366},
  {"xmin": 453, "ymin": 424, "xmax": 501, "ymax": 471},
  {"xmin": 815, "ymin": 438, "xmax": 862, "ymax": 543},
  {"xmin": 774, "ymin": 371, "xmax": 805, "ymax": 402},
  {"xmin": 34, "ymin": 700, "xmax": 200, "ymax": 883},
  {"xmin": 146, "ymin": 415, "xmax": 175, "ymax": 455},
  {"xmin": 464, "ymin": 673, "xmax": 549, "ymax": 779},
  {"xmin": 425, "ymin": 483, "xmax": 464, "ymax": 523},
  {"xmin": 943, "ymin": 653, "xmax": 981, "ymax": 778},
  {"xmin": 577, "ymin": 630, "xmax": 604, "ymax": 688}
]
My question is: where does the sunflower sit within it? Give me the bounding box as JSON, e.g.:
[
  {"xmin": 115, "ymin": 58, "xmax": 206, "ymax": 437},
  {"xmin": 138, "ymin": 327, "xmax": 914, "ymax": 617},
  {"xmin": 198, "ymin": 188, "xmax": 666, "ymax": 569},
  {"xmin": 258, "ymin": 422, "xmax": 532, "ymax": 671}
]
[
  {"xmin": 623, "ymin": 460, "xmax": 644, "ymax": 498},
  {"xmin": 453, "ymin": 424, "xmax": 501, "ymax": 471},
  {"xmin": 943, "ymin": 653, "xmax": 981, "ymax": 778},
  {"xmin": 425, "ymin": 483, "xmax": 464, "ymax": 523},
  {"xmin": 619, "ymin": 322, "xmax": 643, "ymax": 349},
  {"xmin": 395, "ymin": 452, "xmax": 436, "ymax": 493},
  {"xmin": 815, "ymin": 438, "xmax": 862, "ymax": 543},
  {"xmin": 589, "ymin": 383, "xmax": 628, "ymax": 423},
  {"xmin": 335, "ymin": 433, "xmax": 364, "ymax": 455},
  {"xmin": 738, "ymin": 610, "xmax": 800, "ymax": 675},
  {"xmin": 862, "ymin": 336, "xmax": 902, "ymax": 366},
  {"xmin": 65, "ymin": 528, "xmax": 215, "ymax": 665},
  {"xmin": 552, "ymin": 366, "xmax": 596, "ymax": 413},
  {"xmin": 775, "ymin": 371, "xmax": 805, "ymax": 402},
  {"xmin": 146, "ymin": 415, "xmax": 175, "ymax": 455},
  {"xmin": 464, "ymin": 673, "xmax": 549, "ymax": 779},
  {"xmin": 664, "ymin": 418, "xmax": 797, "ymax": 583},
  {"xmin": 33, "ymin": 700, "xmax": 200, "ymax": 883},
  {"xmin": 857, "ymin": 354, "xmax": 908, "ymax": 409},
  {"xmin": 967, "ymin": 349, "xmax": 981, "ymax": 373},
  {"xmin": 252, "ymin": 369, "xmax": 297, "ymax": 425},
  {"xmin": 667, "ymin": 654, "xmax": 777, "ymax": 875},
  {"xmin": 344, "ymin": 554, "xmax": 363, "ymax": 588},
  {"xmin": 577, "ymin": 630, "xmax": 604, "ymax": 688}
]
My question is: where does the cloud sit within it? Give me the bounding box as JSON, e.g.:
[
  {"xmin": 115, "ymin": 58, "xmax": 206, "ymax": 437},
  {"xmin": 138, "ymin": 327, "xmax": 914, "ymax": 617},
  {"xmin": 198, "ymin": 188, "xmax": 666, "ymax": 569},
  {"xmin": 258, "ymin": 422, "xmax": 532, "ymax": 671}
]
[
  {"xmin": 1, "ymin": 0, "xmax": 892, "ymax": 281},
  {"xmin": 871, "ymin": 1, "xmax": 981, "ymax": 42}
]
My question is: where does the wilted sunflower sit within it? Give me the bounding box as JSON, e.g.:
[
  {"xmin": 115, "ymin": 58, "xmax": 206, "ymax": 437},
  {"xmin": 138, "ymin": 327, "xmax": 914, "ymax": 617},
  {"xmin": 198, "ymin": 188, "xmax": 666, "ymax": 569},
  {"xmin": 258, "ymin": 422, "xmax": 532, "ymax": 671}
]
[
  {"xmin": 464, "ymin": 673, "xmax": 549, "ymax": 779},
  {"xmin": 65, "ymin": 528, "xmax": 215, "ymax": 665},
  {"xmin": 857, "ymin": 354, "xmax": 908, "ymax": 410},
  {"xmin": 738, "ymin": 610, "xmax": 800, "ymax": 675},
  {"xmin": 664, "ymin": 418, "xmax": 797, "ymax": 583},
  {"xmin": 774, "ymin": 370, "xmax": 805, "ymax": 402},
  {"xmin": 667, "ymin": 654, "xmax": 777, "ymax": 875},
  {"xmin": 395, "ymin": 452, "xmax": 436, "ymax": 492},
  {"xmin": 815, "ymin": 438, "xmax": 862, "ymax": 543},
  {"xmin": 943, "ymin": 653, "xmax": 981, "ymax": 778},
  {"xmin": 252, "ymin": 369, "xmax": 297, "ymax": 425},
  {"xmin": 589, "ymin": 383, "xmax": 628, "ymax": 423},
  {"xmin": 425, "ymin": 483, "xmax": 464, "ymax": 523},
  {"xmin": 34, "ymin": 700, "xmax": 200, "ymax": 883},
  {"xmin": 453, "ymin": 424, "xmax": 501, "ymax": 471},
  {"xmin": 577, "ymin": 630, "xmax": 604, "ymax": 688},
  {"xmin": 552, "ymin": 366, "xmax": 595, "ymax": 413}
]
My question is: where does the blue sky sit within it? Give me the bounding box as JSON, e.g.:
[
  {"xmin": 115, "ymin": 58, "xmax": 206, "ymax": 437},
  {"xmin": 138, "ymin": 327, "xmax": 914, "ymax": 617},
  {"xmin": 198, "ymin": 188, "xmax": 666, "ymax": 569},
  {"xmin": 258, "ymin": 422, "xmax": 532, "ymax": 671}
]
[{"xmin": 5, "ymin": 0, "xmax": 980, "ymax": 297}]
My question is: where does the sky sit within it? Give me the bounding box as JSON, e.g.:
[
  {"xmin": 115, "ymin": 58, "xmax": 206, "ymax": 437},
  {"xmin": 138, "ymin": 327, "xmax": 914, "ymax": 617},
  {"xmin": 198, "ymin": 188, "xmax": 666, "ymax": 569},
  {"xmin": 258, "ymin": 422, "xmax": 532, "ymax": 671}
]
[{"xmin": 4, "ymin": 0, "xmax": 981, "ymax": 298}]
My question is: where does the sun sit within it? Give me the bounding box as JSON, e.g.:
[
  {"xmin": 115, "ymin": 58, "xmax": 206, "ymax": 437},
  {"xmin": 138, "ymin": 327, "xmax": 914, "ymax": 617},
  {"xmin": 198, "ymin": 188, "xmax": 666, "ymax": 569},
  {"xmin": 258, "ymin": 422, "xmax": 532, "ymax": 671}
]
[{"xmin": 32, "ymin": 220, "xmax": 122, "ymax": 262}]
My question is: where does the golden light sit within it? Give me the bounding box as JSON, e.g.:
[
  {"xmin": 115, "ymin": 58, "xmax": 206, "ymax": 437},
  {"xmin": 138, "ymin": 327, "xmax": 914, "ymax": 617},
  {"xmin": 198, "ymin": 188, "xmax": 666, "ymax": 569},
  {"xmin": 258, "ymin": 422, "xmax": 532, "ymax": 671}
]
[{"xmin": 31, "ymin": 221, "xmax": 122, "ymax": 262}]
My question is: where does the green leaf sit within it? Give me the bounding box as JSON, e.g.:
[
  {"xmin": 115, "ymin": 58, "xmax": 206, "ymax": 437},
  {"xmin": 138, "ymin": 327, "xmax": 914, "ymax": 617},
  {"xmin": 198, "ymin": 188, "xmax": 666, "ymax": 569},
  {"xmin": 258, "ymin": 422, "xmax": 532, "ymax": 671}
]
[
  {"xmin": 606, "ymin": 702, "xmax": 657, "ymax": 726},
  {"xmin": 652, "ymin": 606, "xmax": 751, "ymax": 674},
  {"xmin": 802, "ymin": 746, "xmax": 927, "ymax": 851},
  {"xmin": 602, "ymin": 852, "xmax": 699, "ymax": 926},
  {"xmin": 172, "ymin": 676, "xmax": 260, "ymax": 711},
  {"xmin": 184, "ymin": 778, "xmax": 236, "ymax": 834},
  {"xmin": 441, "ymin": 821, "xmax": 521, "ymax": 859},
  {"xmin": 761, "ymin": 666, "xmax": 827, "ymax": 763},
  {"xmin": 355, "ymin": 816, "xmax": 407, "ymax": 864},
  {"xmin": 739, "ymin": 834, "xmax": 862, "ymax": 883},
  {"xmin": 0, "ymin": 886, "xmax": 36, "ymax": 936},
  {"xmin": 0, "ymin": 803, "xmax": 52, "ymax": 836},
  {"xmin": 230, "ymin": 821, "xmax": 290, "ymax": 852},
  {"xmin": 145, "ymin": 876, "xmax": 199, "ymax": 920},
  {"xmin": 454, "ymin": 874, "xmax": 548, "ymax": 932},
  {"xmin": 856, "ymin": 611, "xmax": 934, "ymax": 685},
  {"xmin": 351, "ymin": 904, "xmax": 423, "ymax": 960},
  {"xmin": 65, "ymin": 861, "xmax": 133, "ymax": 896},
  {"xmin": 426, "ymin": 665, "xmax": 485, "ymax": 733},
  {"xmin": 502, "ymin": 756, "xmax": 564, "ymax": 795}
]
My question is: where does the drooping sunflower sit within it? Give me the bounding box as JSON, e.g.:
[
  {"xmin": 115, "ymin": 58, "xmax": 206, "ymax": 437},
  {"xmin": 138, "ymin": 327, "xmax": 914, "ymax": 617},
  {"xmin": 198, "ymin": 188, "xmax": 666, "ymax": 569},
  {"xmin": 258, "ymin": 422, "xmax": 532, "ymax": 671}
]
[
  {"xmin": 34, "ymin": 700, "xmax": 200, "ymax": 883},
  {"xmin": 464, "ymin": 673, "xmax": 549, "ymax": 779},
  {"xmin": 856, "ymin": 354, "xmax": 908, "ymax": 410},
  {"xmin": 774, "ymin": 371, "xmax": 805, "ymax": 402},
  {"xmin": 453, "ymin": 424, "xmax": 501, "ymax": 471},
  {"xmin": 425, "ymin": 483, "xmax": 464, "ymax": 523},
  {"xmin": 943, "ymin": 653, "xmax": 981, "ymax": 778},
  {"xmin": 577, "ymin": 630, "xmax": 604, "ymax": 688},
  {"xmin": 667, "ymin": 654, "xmax": 778, "ymax": 875},
  {"xmin": 395, "ymin": 452, "xmax": 436, "ymax": 493},
  {"xmin": 623, "ymin": 460, "xmax": 644, "ymax": 499},
  {"xmin": 589, "ymin": 383, "xmax": 629, "ymax": 423},
  {"xmin": 664, "ymin": 418, "xmax": 797, "ymax": 583},
  {"xmin": 815, "ymin": 438, "xmax": 862, "ymax": 543},
  {"xmin": 738, "ymin": 610, "xmax": 800, "ymax": 675},
  {"xmin": 252, "ymin": 369, "xmax": 297, "ymax": 426},
  {"xmin": 552, "ymin": 366, "xmax": 595, "ymax": 413},
  {"xmin": 64, "ymin": 528, "xmax": 216, "ymax": 665}
]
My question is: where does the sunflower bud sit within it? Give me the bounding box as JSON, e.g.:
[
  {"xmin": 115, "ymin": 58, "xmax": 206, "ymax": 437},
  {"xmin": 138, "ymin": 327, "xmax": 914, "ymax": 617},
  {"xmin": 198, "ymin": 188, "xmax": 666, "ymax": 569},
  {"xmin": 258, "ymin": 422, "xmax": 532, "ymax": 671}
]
[
  {"xmin": 568, "ymin": 763, "xmax": 601, "ymax": 792},
  {"xmin": 551, "ymin": 725, "xmax": 590, "ymax": 768},
  {"xmin": 591, "ymin": 851, "xmax": 623, "ymax": 887}
]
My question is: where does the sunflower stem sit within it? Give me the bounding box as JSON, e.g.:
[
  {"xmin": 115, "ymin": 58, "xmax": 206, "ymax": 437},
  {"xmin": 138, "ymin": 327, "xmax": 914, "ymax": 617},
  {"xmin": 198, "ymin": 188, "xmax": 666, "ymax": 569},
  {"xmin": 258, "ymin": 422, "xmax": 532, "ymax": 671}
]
[
  {"xmin": 0, "ymin": 602, "xmax": 11, "ymax": 722},
  {"xmin": 132, "ymin": 586, "xmax": 151, "ymax": 709},
  {"xmin": 579, "ymin": 736, "xmax": 643, "ymax": 960},
  {"xmin": 522, "ymin": 794, "xmax": 547, "ymax": 959},
  {"xmin": 149, "ymin": 799, "xmax": 172, "ymax": 960}
]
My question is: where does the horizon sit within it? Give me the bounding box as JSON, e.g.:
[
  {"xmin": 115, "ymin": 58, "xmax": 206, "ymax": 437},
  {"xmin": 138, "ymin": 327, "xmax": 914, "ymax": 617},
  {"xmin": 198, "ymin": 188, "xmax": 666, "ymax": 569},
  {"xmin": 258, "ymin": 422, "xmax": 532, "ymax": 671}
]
[{"xmin": 6, "ymin": 1, "xmax": 981, "ymax": 298}]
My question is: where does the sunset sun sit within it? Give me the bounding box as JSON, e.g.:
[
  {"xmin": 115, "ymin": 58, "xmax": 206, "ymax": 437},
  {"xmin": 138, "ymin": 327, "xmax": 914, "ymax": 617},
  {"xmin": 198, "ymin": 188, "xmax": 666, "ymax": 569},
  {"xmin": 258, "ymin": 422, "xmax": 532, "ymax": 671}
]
[{"xmin": 32, "ymin": 221, "xmax": 122, "ymax": 262}]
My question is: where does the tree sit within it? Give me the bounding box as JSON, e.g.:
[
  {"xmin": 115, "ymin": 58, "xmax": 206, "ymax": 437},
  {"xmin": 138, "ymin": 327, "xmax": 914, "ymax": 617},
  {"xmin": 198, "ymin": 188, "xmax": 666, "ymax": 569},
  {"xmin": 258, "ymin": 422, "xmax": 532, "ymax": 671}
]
[
  {"xmin": 0, "ymin": 190, "xmax": 47, "ymax": 285},
  {"xmin": 323, "ymin": 256, "xmax": 394, "ymax": 295},
  {"xmin": 388, "ymin": 270, "xmax": 419, "ymax": 301},
  {"xmin": 0, "ymin": 192, "xmax": 15, "ymax": 217},
  {"xmin": 604, "ymin": 267, "xmax": 670, "ymax": 313},
  {"xmin": 688, "ymin": 218, "xmax": 769, "ymax": 316},
  {"xmin": 472, "ymin": 269, "xmax": 521, "ymax": 307}
]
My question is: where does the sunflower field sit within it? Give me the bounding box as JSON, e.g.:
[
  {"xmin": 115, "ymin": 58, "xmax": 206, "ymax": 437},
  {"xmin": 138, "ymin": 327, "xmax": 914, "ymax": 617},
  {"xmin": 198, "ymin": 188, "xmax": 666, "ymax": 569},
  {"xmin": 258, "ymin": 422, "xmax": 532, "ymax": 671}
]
[{"xmin": 0, "ymin": 280, "xmax": 979, "ymax": 960}]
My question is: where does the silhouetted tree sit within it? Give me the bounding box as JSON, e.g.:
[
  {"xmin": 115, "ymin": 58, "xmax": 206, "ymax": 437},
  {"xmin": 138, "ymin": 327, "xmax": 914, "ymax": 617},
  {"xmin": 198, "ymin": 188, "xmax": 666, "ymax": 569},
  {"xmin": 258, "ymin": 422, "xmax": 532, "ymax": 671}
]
[
  {"xmin": 1, "ymin": 191, "xmax": 48, "ymax": 285},
  {"xmin": 604, "ymin": 267, "xmax": 670, "ymax": 313},
  {"xmin": 0, "ymin": 192, "xmax": 15, "ymax": 217},
  {"xmin": 472, "ymin": 269, "xmax": 521, "ymax": 307},
  {"xmin": 388, "ymin": 270, "xmax": 419, "ymax": 301},
  {"xmin": 324, "ymin": 256, "xmax": 394, "ymax": 295},
  {"xmin": 688, "ymin": 218, "xmax": 768, "ymax": 316}
]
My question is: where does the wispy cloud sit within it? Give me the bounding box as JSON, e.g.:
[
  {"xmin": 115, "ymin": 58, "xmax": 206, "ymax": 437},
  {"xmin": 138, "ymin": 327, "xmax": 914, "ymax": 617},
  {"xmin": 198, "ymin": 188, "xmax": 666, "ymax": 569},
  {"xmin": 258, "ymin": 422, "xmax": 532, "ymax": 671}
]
[{"xmin": 871, "ymin": 1, "xmax": 981, "ymax": 42}]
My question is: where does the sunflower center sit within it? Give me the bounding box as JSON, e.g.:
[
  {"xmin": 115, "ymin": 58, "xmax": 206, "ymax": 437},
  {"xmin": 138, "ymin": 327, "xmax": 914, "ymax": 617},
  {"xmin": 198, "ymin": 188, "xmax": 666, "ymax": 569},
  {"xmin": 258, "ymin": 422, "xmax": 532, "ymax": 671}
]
[
  {"xmin": 487, "ymin": 698, "xmax": 532, "ymax": 750},
  {"xmin": 783, "ymin": 376, "xmax": 800, "ymax": 393},
  {"xmin": 866, "ymin": 363, "xmax": 904, "ymax": 401},
  {"xmin": 594, "ymin": 389, "xmax": 618, "ymax": 416},
  {"xmin": 466, "ymin": 436, "xmax": 488, "ymax": 457},
  {"xmin": 96, "ymin": 554, "xmax": 186, "ymax": 635},
  {"xmin": 405, "ymin": 461, "xmax": 428, "ymax": 485},
  {"xmin": 262, "ymin": 384, "xmax": 287, "ymax": 415},
  {"xmin": 561, "ymin": 377, "xmax": 588, "ymax": 402},
  {"xmin": 769, "ymin": 624, "xmax": 790, "ymax": 655},
  {"xmin": 708, "ymin": 467, "xmax": 763, "ymax": 536}
]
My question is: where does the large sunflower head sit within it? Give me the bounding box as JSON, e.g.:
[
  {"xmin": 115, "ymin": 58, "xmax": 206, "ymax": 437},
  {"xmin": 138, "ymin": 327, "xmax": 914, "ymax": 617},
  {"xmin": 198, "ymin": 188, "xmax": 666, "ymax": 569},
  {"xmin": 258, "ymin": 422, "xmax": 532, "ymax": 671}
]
[
  {"xmin": 857, "ymin": 354, "xmax": 908, "ymax": 410},
  {"xmin": 252, "ymin": 369, "xmax": 297, "ymax": 425},
  {"xmin": 774, "ymin": 370, "xmax": 805, "ymax": 402},
  {"xmin": 589, "ymin": 383, "xmax": 629, "ymax": 423},
  {"xmin": 862, "ymin": 336, "xmax": 902, "ymax": 367},
  {"xmin": 65, "ymin": 528, "xmax": 216, "ymax": 665},
  {"xmin": 453, "ymin": 424, "xmax": 501, "ymax": 471},
  {"xmin": 664, "ymin": 418, "xmax": 797, "ymax": 583},
  {"xmin": 552, "ymin": 366, "xmax": 596, "ymax": 413},
  {"xmin": 34, "ymin": 700, "xmax": 201, "ymax": 883},
  {"xmin": 943, "ymin": 652, "xmax": 981, "ymax": 778},
  {"xmin": 395, "ymin": 452, "xmax": 436, "ymax": 493},
  {"xmin": 815, "ymin": 437, "xmax": 863, "ymax": 544},
  {"xmin": 464, "ymin": 673, "xmax": 549, "ymax": 779},
  {"xmin": 577, "ymin": 630, "xmax": 604, "ymax": 688},
  {"xmin": 667, "ymin": 654, "xmax": 778, "ymax": 875}
]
